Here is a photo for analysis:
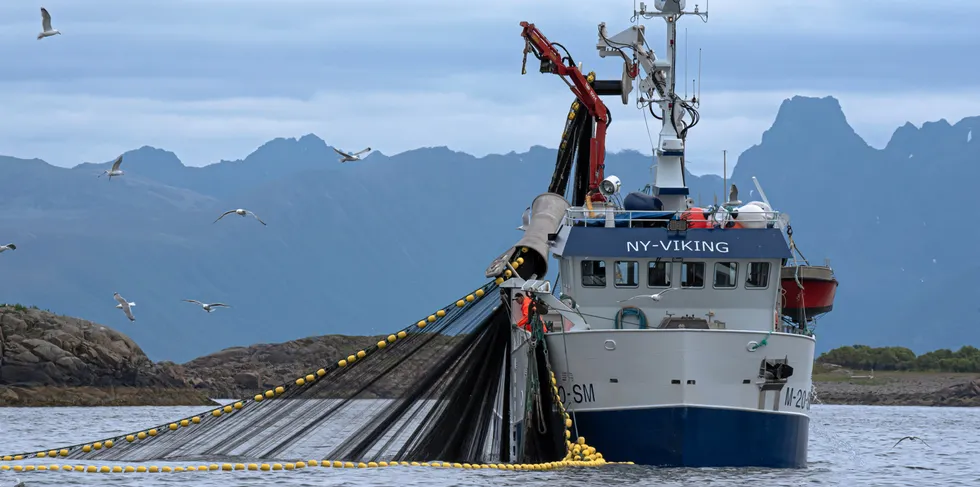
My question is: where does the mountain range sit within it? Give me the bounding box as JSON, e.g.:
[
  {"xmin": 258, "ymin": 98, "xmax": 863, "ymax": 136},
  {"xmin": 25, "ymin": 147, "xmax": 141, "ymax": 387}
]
[{"xmin": 0, "ymin": 94, "xmax": 973, "ymax": 362}]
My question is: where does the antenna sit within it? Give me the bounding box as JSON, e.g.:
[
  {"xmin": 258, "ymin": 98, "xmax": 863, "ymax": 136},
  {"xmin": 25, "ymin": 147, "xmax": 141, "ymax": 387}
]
[
  {"xmin": 697, "ymin": 47, "xmax": 702, "ymax": 104},
  {"xmin": 722, "ymin": 149, "xmax": 727, "ymax": 205},
  {"xmin": 684, "ymin": 27, "xmax": 689, "ymax": 99}
]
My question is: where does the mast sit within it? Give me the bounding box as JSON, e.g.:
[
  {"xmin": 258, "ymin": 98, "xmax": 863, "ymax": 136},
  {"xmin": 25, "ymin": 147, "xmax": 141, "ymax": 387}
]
[{"xmin": 597, "ymin": 0, "xmax": 708, "ymax": 212}]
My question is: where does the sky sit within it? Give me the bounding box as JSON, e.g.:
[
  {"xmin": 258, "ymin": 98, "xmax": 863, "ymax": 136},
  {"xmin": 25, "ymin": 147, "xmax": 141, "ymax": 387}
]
[{"xmin": 1, "ymin": 0, "xmax": 979, "ymax": 176}]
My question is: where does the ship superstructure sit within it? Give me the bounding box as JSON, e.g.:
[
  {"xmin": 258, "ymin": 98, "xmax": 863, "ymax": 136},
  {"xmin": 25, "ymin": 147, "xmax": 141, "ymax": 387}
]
[{"xmin": 487, "ymin": 0, "xmax": 838, "ymax": 468}]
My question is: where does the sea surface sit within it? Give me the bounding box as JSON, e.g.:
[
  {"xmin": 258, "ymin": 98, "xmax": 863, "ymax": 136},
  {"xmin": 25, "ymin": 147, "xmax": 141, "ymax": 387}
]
[{"xmin": 0, "ymin": 402, "xmax": 971, "ymax": 486}]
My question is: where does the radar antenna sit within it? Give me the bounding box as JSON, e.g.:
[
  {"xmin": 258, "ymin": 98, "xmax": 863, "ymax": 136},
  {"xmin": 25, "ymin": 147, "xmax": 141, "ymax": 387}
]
[{"xmin": 596, "ymin": 0, "xmax": 708, "ymax": 212}]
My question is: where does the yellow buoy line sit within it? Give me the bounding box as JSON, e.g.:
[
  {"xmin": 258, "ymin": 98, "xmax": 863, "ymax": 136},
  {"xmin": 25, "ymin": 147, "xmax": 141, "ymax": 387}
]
[
  {"xmin": 0, "ymin": 458, "xmax": 633, "ymax": 475},
  {"xmin": 0, "ymin": 263, "xmax": 630, "ymax": 472}
]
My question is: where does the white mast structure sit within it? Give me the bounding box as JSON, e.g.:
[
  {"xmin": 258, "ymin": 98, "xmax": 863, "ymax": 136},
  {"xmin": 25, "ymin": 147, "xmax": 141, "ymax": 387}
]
[{"xmin": 597, "ymin": 0, "xmax": 708, "ymax": 212}]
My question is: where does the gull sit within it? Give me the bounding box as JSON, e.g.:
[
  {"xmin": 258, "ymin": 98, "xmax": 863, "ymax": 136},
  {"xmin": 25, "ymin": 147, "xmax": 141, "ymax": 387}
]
[
  {"xmin": 113, "ymin": 293, "xmax": 135, "ymax": 322},
  {"xmin": 517, "ymin": 206, "xmax": 531, "ymax": 231},
  {"xmin": 183, "ymin": 299, "xmax": 230, "ymax": 313},
  {"xmin": 214, "ymin": 208, "xmax": 266, "ymax": 225},
  {"xmin": 893, "ymin": 436, "xmax": 931, "ymax": 449},
  {"xmin": 727, "ymin": 183, "xmax": 741, "ymax": 206},
  {"xmin": 7, "ymin": 477, "xmax": 25, "ymax": 487},
  {"xmin": 37, "ymin": 7, "xmax": 61, "ymax": 40},
  {"xmin": 333, "ymin": 147, "xmax": 372, "ymax": 163},
  {"xmin": 0, "ymin": 243, "xmax": 15, "ymax": 253},
  {"xmin": 618, "ymin": 288, "xmax": 678, "ymax": 303},
  {"xmin": 98, "ymin": 155, "xmax": 125, "ymax": 180}
]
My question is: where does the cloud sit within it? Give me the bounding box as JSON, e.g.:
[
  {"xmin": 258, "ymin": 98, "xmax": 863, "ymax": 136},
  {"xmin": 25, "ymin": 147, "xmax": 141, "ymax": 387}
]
[{"xmin": 1, "ymin": 0, "xmax": 979, "ymax": 174}]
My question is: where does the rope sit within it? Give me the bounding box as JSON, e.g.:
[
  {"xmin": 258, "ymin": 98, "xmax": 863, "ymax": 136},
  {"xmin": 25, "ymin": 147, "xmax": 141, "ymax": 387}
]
[
  {"xmin": 614, "ymin": 306, "xmax": 647, "ymax": 329},
  {"xmin": 748, "ymin": 329, "xmax": 774, "ymax": 352}
]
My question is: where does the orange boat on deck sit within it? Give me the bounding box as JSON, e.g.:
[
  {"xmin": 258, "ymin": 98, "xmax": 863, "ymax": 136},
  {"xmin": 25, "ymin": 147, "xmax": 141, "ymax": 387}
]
[{"xmin": 779, "ymin": 265, "xmax": 838, "ymax": 324}]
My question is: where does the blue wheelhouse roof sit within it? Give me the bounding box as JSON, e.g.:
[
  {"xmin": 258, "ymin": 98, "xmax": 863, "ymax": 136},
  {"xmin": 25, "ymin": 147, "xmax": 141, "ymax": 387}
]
[{"xmin": 559, "ymin": 227, "xmax": 792, "ymax": 259}]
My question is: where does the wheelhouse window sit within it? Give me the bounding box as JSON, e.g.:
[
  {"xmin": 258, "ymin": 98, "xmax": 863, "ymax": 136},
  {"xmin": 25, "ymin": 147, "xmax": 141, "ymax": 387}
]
[
  {"xmin": 746, "ymin": 262, "xmax": 771, "ymax": 289},
  {"xmin": 614, "ymin": 261, "xmax": 639, "ymax": 287},
  {"xmin": 581, "ymin": 260, "xmax": 606, "ymax": 287},
  {"xmin": 648, "ymin": 261, "xmax": 671, "ymax": 287},
  {"xmin": 681, "ymin": 262, "xmax": 704, "ymax": 288},
  {"xmin": 713, "ymin": 262, "xmax": 738, "ymax": 289}
]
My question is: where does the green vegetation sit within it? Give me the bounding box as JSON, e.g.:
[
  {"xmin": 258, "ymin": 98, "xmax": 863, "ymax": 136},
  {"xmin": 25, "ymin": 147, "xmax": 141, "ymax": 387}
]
[
  {"xmin": 0, "ymin": 303, "xmax": 56, "ymax": 314},
  {"xmin": 818, "ymin": 344, "xmax": 980, "ymax": 373},
  {"xmin": 0, "ymin": 303, "xmax": 38, "ymax": 311}
]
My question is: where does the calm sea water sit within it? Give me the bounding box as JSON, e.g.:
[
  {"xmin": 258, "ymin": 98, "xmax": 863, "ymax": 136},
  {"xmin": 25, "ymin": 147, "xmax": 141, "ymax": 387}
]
[{"xmin": 0, "ymin": 403, "xmax": 971, "ymax": 486}]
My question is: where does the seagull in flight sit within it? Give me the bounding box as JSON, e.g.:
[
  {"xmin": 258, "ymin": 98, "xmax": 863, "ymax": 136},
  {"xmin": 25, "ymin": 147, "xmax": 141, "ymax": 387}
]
[
  {"xmin": 214, "ymin": 209, "xmax": 266, "ymax": 225},
  {"xmin": 333, "ymin": 147, "xmax": 372, "ymax": 163},
  {"xmin": 37, "ymin": 7, "xmax": 61, "ymax": 40},
  {"xmin": 98, "ymin": 155, "xmax": 125, "ymax": 180},
  {"xmin": 618, "ymin": 288, "xmax": 678, "ymax": 303},
  {"xmin": 183, "ymin": 300, "xmax": 230, "ymax": 313},
  {"xmin": 517, "ymin": 207, "xmax": 531, "ymax": 231},
  {"xmin": 0, "ymin": 243, "xmax": 16, "ymax": 253},
  {"xmin": 113, "ymin": 293, "xmax": 135, "ymax": 322},
  {"xmin": 893, "ymin": 436, "xmax": 931, "ymax": 449}
]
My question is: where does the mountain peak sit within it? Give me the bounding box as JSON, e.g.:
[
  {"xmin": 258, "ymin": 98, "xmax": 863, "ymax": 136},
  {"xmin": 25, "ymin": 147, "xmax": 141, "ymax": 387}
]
[
  {"xmin": 772, "ymin": 95, "xmax": 848, "ymax": 130},
  {"xmin": 761, "ymin": 95, "xmax": 864, "ymax": 149},
  {"xmin": 124, "ymin": 146, "xmax": 184, "ymax": 167}
]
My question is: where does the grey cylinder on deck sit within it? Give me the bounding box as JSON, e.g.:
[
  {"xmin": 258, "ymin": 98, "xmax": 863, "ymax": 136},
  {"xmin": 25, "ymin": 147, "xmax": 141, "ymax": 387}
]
[{"xmin": 485, "ymin": 192, "xmax": 570, "ymax": 279}]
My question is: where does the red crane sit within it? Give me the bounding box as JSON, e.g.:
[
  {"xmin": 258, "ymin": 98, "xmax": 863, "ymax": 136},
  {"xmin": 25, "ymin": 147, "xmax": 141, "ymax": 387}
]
[{"xmin": 519, "ymin": 21, "xmax": 609, "ymax": 202}]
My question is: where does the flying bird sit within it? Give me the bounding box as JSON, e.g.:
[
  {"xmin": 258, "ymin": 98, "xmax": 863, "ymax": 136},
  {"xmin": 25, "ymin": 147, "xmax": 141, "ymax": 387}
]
[
  {"xmin": 893, "ymin": 436, "xmax": 931, "ymax": 449},
  {"xmin": 0, "ymin": 243, "xmax": 16, "ymax": 253},
  {"xmin": 113, "ymin": 293, "xmax": 135, "ymax": 322},
  {"xmin": 183, "ymin": 300, "xmax": 230, "ymax": 313},
  {"xmin": 517, "ymin": 207, "xmax": 531, "ymax": 231},
  {"xmin": 618, "ymin": 288, "xmax": 678, "ymax": 303},
  {"xmin": 333, "ymin": 147, "xmax": 372, "ymax": 163},
  {"xmin": 728, "ymin": 184, "xmax": 739, "ymax": 205},
  {"xmin": 98, "ymin": 155, "xmax": 125, "ymax": 180},
  {"xmin": 214, "ymin": 208, "xmax": 266, "ymax": 225},
  {"xmin": 37, "ymin": 7, "xmax": 61, "ymax": 40}
]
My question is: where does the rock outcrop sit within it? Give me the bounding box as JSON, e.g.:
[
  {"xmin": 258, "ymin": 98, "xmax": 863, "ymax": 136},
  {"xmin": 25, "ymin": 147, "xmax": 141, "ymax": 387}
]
[
  {"xmin": 813, "ymin": 367, "xmax": 980, "ymax": 407},
  {"xmin": 0, "ymin": 304, "xmax": 216, "ymax": 406}
]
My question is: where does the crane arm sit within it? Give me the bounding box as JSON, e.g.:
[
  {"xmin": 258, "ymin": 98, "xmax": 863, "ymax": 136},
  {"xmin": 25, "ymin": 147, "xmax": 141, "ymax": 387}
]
[{"xmin": 520, "ymin": 21, "xmax": 609, "ymax": 202}]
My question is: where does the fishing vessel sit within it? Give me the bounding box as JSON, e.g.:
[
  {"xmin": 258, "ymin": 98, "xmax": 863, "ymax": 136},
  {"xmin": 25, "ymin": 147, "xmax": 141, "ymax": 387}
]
[{"xmin": 487, "ymin": 0, "xmax": 838, "ymax": 468}]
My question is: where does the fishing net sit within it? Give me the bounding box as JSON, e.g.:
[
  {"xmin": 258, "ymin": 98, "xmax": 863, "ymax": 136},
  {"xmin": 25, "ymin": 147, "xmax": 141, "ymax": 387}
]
[{"xmin": 0, "ymin": 280, "xmax": 584, "ymax": 467}]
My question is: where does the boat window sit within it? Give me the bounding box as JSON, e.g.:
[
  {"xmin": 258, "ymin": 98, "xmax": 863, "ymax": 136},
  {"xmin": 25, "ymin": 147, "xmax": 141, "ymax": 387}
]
[
  {"xmin": 714, "ymin": 262, "xmax": 738, "ymax": 289},
  {"xmin": 647, "ymin": 261, "xmax": 671, "ymax": 288},
  {"xmin": 614, "ymin": 261, "xmax": 639, "ymax": 288},
  {"xmin": 746, "ymin": 262, "xmax": 771, "ymax": 289},
  {"xmin": 681, "ymin": 262, "xmax": 704, "ymax": 288},
  {"xmin": 581, "ymin": 260, "xmax": 606, "ymax": 287}
]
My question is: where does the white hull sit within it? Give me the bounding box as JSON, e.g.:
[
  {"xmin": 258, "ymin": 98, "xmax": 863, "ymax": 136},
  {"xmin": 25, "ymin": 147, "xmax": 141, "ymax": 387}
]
[{"xmin": 542, "ymin": 328, "xmax": 814, "ymax": 467}]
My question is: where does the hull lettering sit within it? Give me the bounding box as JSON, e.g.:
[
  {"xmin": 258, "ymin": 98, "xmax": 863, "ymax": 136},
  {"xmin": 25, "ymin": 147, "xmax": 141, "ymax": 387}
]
[
  {"xmin": 557, "ymin": 383, "xmax": 597, "ymax": 405},
  {"xmin": 783, "ymin": 387, "xmax": 811, "ymax": 411}
]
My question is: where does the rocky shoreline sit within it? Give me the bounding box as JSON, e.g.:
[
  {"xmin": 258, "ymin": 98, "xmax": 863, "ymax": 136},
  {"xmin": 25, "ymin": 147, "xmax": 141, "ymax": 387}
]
[
  {"xmin": 5, "ymin": 305, "xmax": 980, "ymax": 407},
  {"xmin": 813, "ymin": 364, "xmax": 980, "ymax": 407},
  {"xmin": 0, "ymin": 305, "xmax": 214, "ymax": 407}
]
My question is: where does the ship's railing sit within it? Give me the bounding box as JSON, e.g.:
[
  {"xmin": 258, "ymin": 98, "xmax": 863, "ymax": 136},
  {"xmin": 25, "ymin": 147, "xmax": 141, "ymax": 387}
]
[{"xmin": 563, "ymin": 207, "xmax": 786, "ymax": 230}]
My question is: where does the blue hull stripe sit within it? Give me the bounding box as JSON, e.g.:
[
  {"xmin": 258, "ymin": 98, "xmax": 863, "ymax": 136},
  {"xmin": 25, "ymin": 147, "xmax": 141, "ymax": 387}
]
[{"xmin": 572, "ymin": 406, "xmax": 809, "ymax": 468}]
